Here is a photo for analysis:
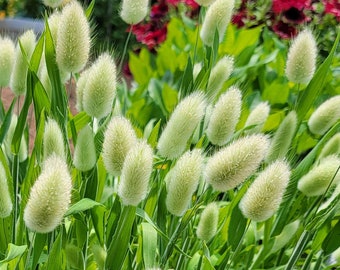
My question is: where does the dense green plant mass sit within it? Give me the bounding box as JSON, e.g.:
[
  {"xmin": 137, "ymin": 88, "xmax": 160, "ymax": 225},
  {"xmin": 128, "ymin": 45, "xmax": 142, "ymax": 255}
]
[{"xmin": 0, "ymin": 0, "xmax": 339, "ymax": 269}]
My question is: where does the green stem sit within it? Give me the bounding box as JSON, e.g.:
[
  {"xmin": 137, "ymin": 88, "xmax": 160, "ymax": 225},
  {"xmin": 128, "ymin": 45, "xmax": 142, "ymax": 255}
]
[
  {"xmin": 118, "ymin": 27, "xmax": 133, "ymax": 75},
  {"xmin": 12, "ymin": 154, "xmax": 19, "ymax": 244},
  {"xmin": 25, "ymin": 232, "xmax": 36, "ymax": 270}
]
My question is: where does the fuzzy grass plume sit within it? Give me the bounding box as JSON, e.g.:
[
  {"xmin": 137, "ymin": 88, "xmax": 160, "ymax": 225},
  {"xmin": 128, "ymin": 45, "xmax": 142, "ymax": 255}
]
[
  {"xmin": 206, "ymin": 86, "xmax": 242, "ymax": 146},
  {"xmin": 0, "ymin": 162, "xmax": 12, "ymax": 218},
  {"xmin": 24, "ymin": 155, "xmax": 72, "ymax": 233},
  {"xmin": 318, "ymin": 133, "xmax": 340, "ymax": 160},
  {"xmin": 239, "ymin": 160, "xmax": 291, "ymax": 222},
  {"xmin": 118, "ymin": 140, "xmax": 153, "ymax": 206},
  {"xmin": 196, "ymin": 202, "xmax": 219, "ymax": 242},
  {"xmin": 205, "ymin": 134, "xmax": 269, "ymax": 192},
  {"xmin": 244, "ymin": 101, "xmax": 270, "ymax": 134},
  {"xmin": 308, "ymin": 95, "xmax": 340, "ymax": 136},
  {"xmin": 82, "ymin": 53, "xmax": 117, "ymax": 119},
  {"xmin": 56, "ymin": 0, "xmax": 91, "ymax": 73},
  {"xmin": 120, "ymin": 0, "xmax": 149, "ymax": 25},
  {"xmin": 43, "ymin": 118, "xmax": 66, "ymax": 161},
  {"xmin": 157, "ymin": 92, "xmax": 206, "ymax": 159},
  {"xmin": 102, "ymin": 116, "xmax": 138, "ymax": 176},
  {"xmin": 200, "ymin": 0, "xmax": 235, "ymax": 46},
  {"xmin": 285, "ymin": 29, "xmax": 317, "ymax": 84},
  {"xmin": 166, "ymin": 149, "xmax": 204, "ymax": 216},
  {"xmin": 0, "ymin": 36, "xmax": 15, "ymax": 87}
]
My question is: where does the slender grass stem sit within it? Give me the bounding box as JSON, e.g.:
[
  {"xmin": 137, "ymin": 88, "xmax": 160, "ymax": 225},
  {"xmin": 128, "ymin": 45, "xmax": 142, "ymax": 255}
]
[
  {"xmin": 25, "ymin": 232, "xmax": 36, "ymax": 270},
  {"xmin": 118, "ymin": 27, "xmax": 133, "ymax": 75}
]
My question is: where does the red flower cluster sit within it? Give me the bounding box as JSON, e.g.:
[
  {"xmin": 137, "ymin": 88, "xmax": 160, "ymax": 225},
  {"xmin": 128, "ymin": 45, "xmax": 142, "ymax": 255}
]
[
  {"xmin": 323, "ymin": 0, "xmax": 340, "ymax": 21},
  {"xmin": 130, "ymin": 0, "xmax": 199, "ymax": 50}
]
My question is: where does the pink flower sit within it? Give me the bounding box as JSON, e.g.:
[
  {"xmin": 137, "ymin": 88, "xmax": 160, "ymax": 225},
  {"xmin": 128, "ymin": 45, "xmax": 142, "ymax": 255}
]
[
  {"xmin": 272, "ymin": 0, "xmax": 311, "ymax": 14},
  {"xmin": 323, "ymin": 0, "xmax": 340, "ymax": 21},
  {"xmin": 271, "ymin": 21, "xmax": 298, "ymax": 39}
]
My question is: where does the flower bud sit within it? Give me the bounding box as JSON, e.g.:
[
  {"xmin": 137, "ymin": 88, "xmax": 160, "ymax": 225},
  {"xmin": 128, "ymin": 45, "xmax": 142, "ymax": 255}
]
[
  {"xmin": 0, "ymin": 36, "xmax": 15, "ymax": 87},
  {"xmin": 157, "ymin": 92, "xmax": 207, "ymax": 159},
  {"xmin": 308, "ymin": 96, "xmax": 340, "ymax": 136},
  {"xmin": 205, "ymin": 134, "xmax": 269, "ymax": 192},
  {"xmin": 239, "ymin": 160, "xmax": 290, "ymax": 222},
  {"xmin": 56, "ymin": 0, "xmax": 91, "ymax": 73},
  {"xmin": 118, "ymin": 140, "xmax": 153, "ymax": 206},
  {"xmin": 24, "ymin": 155, "xmax": 72, "ymax": 233},
  {"xmin": 206, "ymin": 86, "xmax": 242, "ymax": 146},
  {"xmin": 82, "ymin": 53, "xmax": 117, "ymax": 119},
  {"xmin": 195, "ymin": 0, "xmax": 216, "ymax": 6},
  {"xmin": 266, "ymin": 111, "xmax": 298, "ymax": 163},
  {"xmin": 10, "ymin": 30, "xmax": 36, "ymax": 96},
  {"xmin": 166, "ymin": 149, "xmax": 204, "ymax": 216},
  {"xmin": 43, "ymin": 0, "xmax": 63, "ymax": 8},
  {"xmin": 200, "ymin": 0, "xmax": 235, "ymax": 46},
  {"xmin": 73, "ymin": 125, "xmax": 97, "ymax": 171},
  {"xmin": 207, "ymin": 56, "xmax": 234, "ymax": 96},
  {"xmin": 102, "ymin": 116, "xmax": 138, "ymax": 176},
  {"xmin": 297, "ymin": 155, "xmax": 340, "ymax": 197},
  {"xmin": 196, "ymin": 202, "xmax": 219, "ymax": 242},
  {"xmin": 318, "ymin": 133, "xmax": 340, "ymax": 160},
  {"xmin": 120, "ymin": 0, "xmax": 149, "ymax": 25},
  {"xmin": 0, "ymin": 162, "xmax": 13, "ymax": 218},
  {"xmin": 285, "ymin": 29, "xmax": 317, "ymax": 84},
  {"xmin": 244, "ymin": 101, "xmax": 270, "ymax": 134},
  {"xmin": 43, "ymin": 118, "xmax": 66, "ymax": 161}
]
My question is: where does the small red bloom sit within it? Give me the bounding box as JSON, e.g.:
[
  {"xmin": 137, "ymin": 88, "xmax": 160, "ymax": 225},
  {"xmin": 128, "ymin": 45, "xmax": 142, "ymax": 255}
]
[
  {"xmin": 272, "ymin": 0, "xmax": 311, "ymax": 14},
  {"xmin": 323, "ymin": 0, "xmax": 340, "ymax": 21},
  {"xmin": 272, "ymin": 21, "xmax": 298, "ymax": 39}
]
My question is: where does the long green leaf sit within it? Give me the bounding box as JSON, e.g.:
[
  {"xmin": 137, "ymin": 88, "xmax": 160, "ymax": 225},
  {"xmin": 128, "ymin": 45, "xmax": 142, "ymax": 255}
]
[
  {"xmin": 65, "ymin": 198, "xmax": 103, "ymax": 217},
  {"xmin": 142, "ymin": 222, "xmax": 158, "ymax": 269},
  {"xmin": 0, "ymin": 244, "xmax": 27, "ymax": 263}
]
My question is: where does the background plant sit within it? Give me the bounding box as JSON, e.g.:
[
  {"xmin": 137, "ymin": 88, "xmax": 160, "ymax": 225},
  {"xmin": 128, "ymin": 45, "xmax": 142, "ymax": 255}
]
[{"xmin": 0, "ymin": 0, "xmax": 339, "ymax": 269}]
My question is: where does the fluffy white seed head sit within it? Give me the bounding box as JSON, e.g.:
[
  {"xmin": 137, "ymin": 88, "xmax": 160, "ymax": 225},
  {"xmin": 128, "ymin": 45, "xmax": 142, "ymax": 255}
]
[
  {"xmin": 318, "ymin": 133, "xmax": 340, "ymax": 160},
  {"xmin": 195, "ymin": 0, "xmax": 216, "ymax": 6},
  {"xmin": 0, "ymin": 36, "xmax": 15, "ymax": 87},
  {"xmin": 75, "ymin": 69, "xmax": 88, "ymax": 112},
  {"xmin": 200, "ymin": 0, "xmax": 235, "ymax": 46},
  {"xmin": 43, "ymin": 0, "xmax": 63, "ymax": 8},
  {"xmin": 205, "ymin": 134, "xmax": 269, "ymax": 192},
  {"xmin": 82, "ymin": 53, "xmax": 117, "ymax": 119},
  {"xmin": 56, "ymin": 0, "xmax": 91, "ymax": 73},
  {"xmin": 308, "ymin": 96, "xmax": 340, "ymax": 136},
  {"xmin": 48, "ymin": 12, "xmax": 62, "ymax": 46},
  {"xmin": 196, "ymin": 202, "xmax": 219, "ymax": 241},
  {"xmin": 118, "ymin": 140, "xmax": 153, "ymax": 206},
  {"xmin": 43, "ymin": 118, "xmax": 66, "ymax": 161},
  {"xmin": 157, "ymin": 92, "xmax": 207, "ymax": 159},
  {"xmin": 298, "ymin": 155, "xmax": 340, "ymax": 197},
  {"xmin": 285, "ymin": 29, "xmax": 317, "ymax": 84},
  {"xmin": 207, "ymin": 56, "xmax": 234, "ymax": 96},
  {"xmin": 266, "ymin": 111, "xmax": 298, "ymax": 163},
  {"xmin": 0, "ymin": 162, "xmax": 13, "ymax": 218},
  {"xmin": 102, "ymin": 116, "xmax": 138, "ymax": 176},
  {"xmin": 10, "ymin": 30, "xmax": 36, "ymax": 95},
  {"xmin": 120, "ymin": 0, "xmax": 149, "ymax": 25},
  {"xmin": 39, "ymin": 63, "xmax": 52, "ymax": 98},
  {"xmin": 166, "ymin": 149, "xmax": 204, "ymax": 216},
  {"xmin": 244, "ymin": 101, "xmax": 270, "ymax": 134},
  {"xmin": 3, "ymin": 114, "xmax": 28, "ymax": 162},
  {"xmin": 206, "ymin": 86, "xmax": 242, "ymax": 146},
  {"xmin": 73, "ymin": 125, "xmax": 97, "ymax": 171},
  {"xmin": 239, "ymin": 160, "xmax": 291, "ymax": 222},
  {"xmin": 24, "ymin": 155, "xmax": 72, "ymax": 233}
]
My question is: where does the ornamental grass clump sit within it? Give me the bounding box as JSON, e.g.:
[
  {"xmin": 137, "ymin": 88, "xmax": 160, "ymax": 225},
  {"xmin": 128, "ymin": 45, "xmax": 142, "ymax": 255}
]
[
  {"xmin": 102, "ymin": 116, "xmax": 138, "ymax": 176},
  {"xmin": 196, "ymin": 202, "xmax": 219, "ymax": 242},
  {"xmin": 24, "ymin": 155, "xmax": 72, "ymax": 233},
  {"xmin": 56, "ymin": 0, "xmax": 91, "ymax": 74},
  {"xmin": 73, "ymin": 125, "xmax": 97, "ymax": 171},
  {"xmin": 157, "ymin": 92, "xmax": 206, "ymax": 159},
  {"xmin": 118, "ymin": 140, "xmax": 153, "ymax": 206},
  {"xmin": 0, "ymin": 162, "xmax": 12, "ymax": 218},
  {"xmin": 297, "ymin": 155, "xmax": 340, "ymax": 197},
  {"xmin": 239, "ymin": 160, "xmax": 291, "ymax": 222},
  {"xmin": 82, "ymin": 53, "xmax": 117, "ymax": 119},
  {"xmin": 308, "ymin": 95, "xmax": 340, "ymax": 136},
  {"xmin": 0, "ymin": 36, "xmax": 15, "ymax": 88},
  {"xmin": 285, "ymin": 29, "xmax": 317, "ymax": 84},
  {"xmin": 205, "ymin": 134, "xmax": 269, "ymax": 192},
  {"xmin": 120, "ymin": 0, "xmax": 149, "ymax": 25},
  {"xmin": 200, "ymin": 0, "xmax": 235, "ymax": 46},
  {"xmin": 10, "ymin": 30, "xmax": 36, "ymax": 96},
  {"xmin": 206, "ymin": 86, "xmax": 242, "ymax": 146},
  {"xmin": 165, "ymin": 149, "xmax": 204, "ymax": 216}
]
